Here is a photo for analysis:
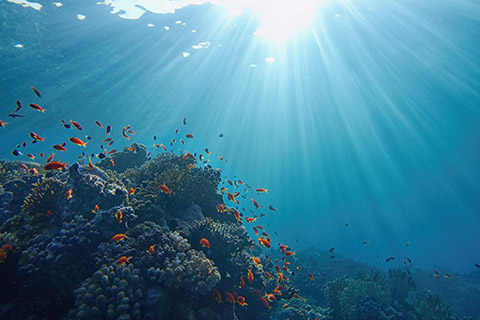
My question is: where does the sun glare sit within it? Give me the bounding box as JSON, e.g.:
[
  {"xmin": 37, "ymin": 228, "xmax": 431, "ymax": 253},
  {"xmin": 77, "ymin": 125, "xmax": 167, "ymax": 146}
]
[{"xmin": 224, "ymin": 0, "xmax": 325, "ymax": 43}]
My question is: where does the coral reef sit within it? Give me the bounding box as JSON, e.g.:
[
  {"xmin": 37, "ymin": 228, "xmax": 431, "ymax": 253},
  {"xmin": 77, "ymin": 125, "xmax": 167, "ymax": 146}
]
[{"xmin": 97, "ymin": 143, "xmax": 147, "ymax": 173}]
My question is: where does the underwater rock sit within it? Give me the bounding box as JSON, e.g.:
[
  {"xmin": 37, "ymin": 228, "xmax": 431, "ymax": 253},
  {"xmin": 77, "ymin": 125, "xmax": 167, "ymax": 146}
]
[
  {"xmin": 97, "ymin": 143, "xmax": 147, "ymax": 173},
  {"xmin": 175, "ymin": 204, "xmax": 204, "ymax": 229}
]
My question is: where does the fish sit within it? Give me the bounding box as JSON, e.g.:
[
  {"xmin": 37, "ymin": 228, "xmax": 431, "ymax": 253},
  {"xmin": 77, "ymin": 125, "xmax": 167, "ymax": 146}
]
[
  {"xmin": 12, "ymin": 149, "xmax": 21, "ymax": 156},
  {"xmin": 14, "ymin": 100, "xmax": 23, "ymax": 112},
  {"xmin": 26, "ymin": 154, "xmax": 35, "ymax": 160},
  {"xmin": 205, "ymin": 148, "xmax": 211, "ymax": 155},
  {"xmin": 107, "ymin": 149, "xmax": 117, "ymax": 155},
  {"xmin": 407, "ymin": 257, "xmax": 412, "ymax": 264},
  {"xmin": 252, "ymin": 256, "xmax": 262, "ymax": 265},
  {"xmin": 88, "ymin": 157, "xmax": 94, "ymax": 170},
  {"xmin": 237, "ymin": 296, "xmax": 247, "ymax": 307},
  {"xmin": 264, "ymin": 293, "xmax": 276, "ymax": 302},
  {"xmin": 475, "ymin": 264, "xmax": 480, "ymax": 269},
  {"xmin": 31, "ymin": 86, "xmax": 42, "ymax": 97},
  {"xmin": 92, "ymin": 204, "xmax": 100, "ymax": 214},
  {"xmin": 309, "ymin": 273, "xmax": 314, "ymax": 281},
  {"xmin": 247, "ymin": 268, "xmax": 254, "ymax": 283},
  {"xmin": 407, "ymin": 242, "xmax": 411, "ymax": 247},
  {"xmin": 110, "ymin": 158, "xmax": 115, "ymax": 167},
  {"xmin": 70, "ymin": 120, "xmax": 83, "ymax": 130},
  {"xmin": 122, "ymin": 125, "xmax": 131, "ymax": 139},
  {"xmin": 128, "ymin": 187, "xmax": 136, "ymax": 195},
  {"xmin": 253, "ymin": 226, "xmax": 259, "ymax": 235},
  {"xmin": 225, "ymin": 292, "xmax": 235, "ymax": 304},
  {"xmin": 329, "ymin": 248, "xmax": 335, "ymax": 253},
  {"xmin": 43, "ymin": 161, "xmax": 68, "ymax": 171},
  {"xmin": 269, "ymin": 205, "xmax": 277, "ymax": 211},
  {"xmin": 69, "ymin": 137, "xmax": 87, "ymax": 147},
  {"xmin": 110, "ymin": 233, "xmax": 127, "ymax": 242},
  {"xmin": 46, "ymin": 152, "xmax": 55, "ymax": 163},
  {"xmin": 116, "ymin": 211, "xmax": 123, "ymax": 224},
  {"xmin": 95, "ymin": 120, "xmax": 103, "ymax": 128},
  {"xmin": 8, "ymin": 113, "xmax": 26, "ymax": 118},
  {"xmin": 363, "ymin": 241, "xmax": 370, "ymax": 245},
  {"xmin": 185, "ymin": 133, "xmax": 193, "ymax": 138},
  {"xmin": 183, "ymin": 117, "xmax": 187, "ymax": 125},
  {"xmin": 65, "ymin": 189, "xmax": 73, "ymax": 199},
  {"xmin": 213, "ymin": 289, "xmax": 222, "ymax": 304},
  {"xmin": 285, "ymin": 251, "xmax": 295, "ymax": 256},
  {"xmin": 256, "ymin": 188, "xmax": 268, "ymax": 193},
  {"xmin": 258, "ymin": 237, "xmax": 270, "ymax": 248},
  {"xmin": 115, "ymin": 256, "xmax": 132, "ymax": 265},
  {"xmin": 260, "ymin": 297, "xmax": 272, "ymax": 309},
  {"xmin": 30, "ymin": 132, "xmax": 45, "ymax": 142},
  {"xmin": 160, "ymin": 143, "xmax": 167, "ymax": 151},
  {"xmin": 63, "ymin": 124, "xmax": 71, "ymax": 129},
  {"xmin": 199, "ymin": 238, "xmax": 210, "ymax": 248},
  {"xmin": 265, "ymin": 271, "xmax": 272, "ymax": 279},
  {"xmin": 85, "ymin": 135, "xmax": 92, "ymax": 140},
  {"xmin": 29, "ymin": 104, "xmax": 46, "ymax": 112},
  {"xmin": 245, "ymin": 217, "xmax": 256, "ymax": 223},
  {"xmin": 216, "ymin": 204, "xmax": 226, "ymax": 213},
  {"xmin": 239, "ymin": 276, "xmax": 245, "ymax": 289},
  {"xmin": 147, "ymin": 245, "xmax": 156, "ymax": 255},
  {"xmin": 106, "ymin": 125, "xmax": 112, "ymax": 135},
  {"xmin": 226, "ymin": 192, "xmax": 236, "ymax": 202},
  {"xmin": 158, "ymin": 184, "xmax": 172, "ymax": 195},
  {"xmin": 219, "ymin": 133, "xmax": 223, "ymax": 137},
  {"xmin": 386, "ymin": 257, "xmax": 395, "ymax": 263},
  {"xmin": 53, "ymin": 143, "xmax": 67, "ymax": 151},
  {"xmin": 251, "ymin": 198, "xmax": 260, "ymax": 208}
]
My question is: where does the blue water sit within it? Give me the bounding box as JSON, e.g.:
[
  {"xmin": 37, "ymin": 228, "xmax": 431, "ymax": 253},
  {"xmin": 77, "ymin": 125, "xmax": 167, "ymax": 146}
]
[{"xmin": 1, "ymin": 0, "xmax": 479, "ymax": 274}]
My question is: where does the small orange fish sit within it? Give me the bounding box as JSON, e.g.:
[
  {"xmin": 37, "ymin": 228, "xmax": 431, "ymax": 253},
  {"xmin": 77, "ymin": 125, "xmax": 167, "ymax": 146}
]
[
  {"xmin": 264, "ymin": 293, "xmax": 276, "ymax": 302},
  {"xmin": 213, "ymin": 289, "xmax": 222, "ymax": 304},
  {"xmin": 122, "ymin": 125, "xmax": 131, "ymax": 139},
  {"xmin": 147, "ymin": 244, "xmax": 156, "ymax": 255},
  {"xmin": 30, "ymin": 132, "xmax": 45, "ymax": 142},
  {"xmin": 69, "ymin": 137, "xmax": 87, "ymax": 147},
  {"xmin": 70, "ymin": 120, "xmax": 83, "ymax": 130},
  {"xmin": 95, "ymin": 120, "xmax": 103, "ymax": 128},
  {"xmin": 226, "ymin": 192, "xmax": 236, "ymax": 203},
  {"xmin": 309, "ymin": 272, "xmax": 314, "ymax": 281},
  {"xmin": 245, "ymin": 217, "xmax": 256, "ymax": 223},
  {"xmin": 127, "ymin": 130, "xmax": 136, "ymax": 135},
  {"xmin": 65, "ymin": 189, "xmax": 73, "ymax": 199},
  {"xmin": 107, "ymin": 149, "xmax": 117, "ymax": 155},
  {"xmin": 251, "ymin": 198, "xmax": 260, "ymax": 208},
  {"xmin": 53, "ymin": 143, "xmax": 67, "ymax": 151},
  {"xmin": 110, "ymin": 233, "xmax": 127, "ymax": 242},
  {"xmin": 0, "ymin": 120, "xmax": 7, "ymax": 128},
  {"xmin": 233, "ymin": 208, "xmax": 242, "ymax": 222},
  {"xmin": 185, "ymin": 133, "xmax": 193, "ymax": 138},
  {"xmin": 128, "ymin": 187, "xmax": 136, "ymax": 195},
  {"xmin": 237, "ymin": 296, "xmax": 247, "ymax": 307},
  {"xmin": 27, "ymin": 153, "xmax": 35, "ymax": 160},
  {"xmin": 43, "ymin": 161, "xmax": 67, "ymax": 171},
  {"xmin": 258, "ymin": 237, "xmax": 270, "ymax": 248},
  {"xmin": 31, "ymin": 86, "xmax": 42, "ymax": 97},
  {"xmin": 253, "ymin": 226, "xmax": 259, "ymax": 235},
  {"xmin": 153, "ymin": 144, "xmax": 160, "ymax": 148},
  {"xmin": 239, "ymin": 276, "xmax": 245, "ymax": 289},
  {"xmin": 225, "ymin": 292, "xmax": 236, "ymax": 304},
  {"xmin": 247, "ymin": 268, "xmax": 254, "ymax": 283},
  {"xmin": 115, "ymin": 256, "xmax": 132, "ymax": 265},
  {"xmin": 28, "ymin": 168, "xmax": 39, "ymax": 175},
  {"xmin": 116, "ymin": 211, "xmax": 123, "ymax": 224},
  {"xmin": 158, "ymin": 184, "xmax": 172, "ymax": 195},
  {"xmin": 252, "ymin": 256, "xmax": 261, "ymax": 265},
  {"xmin": 88, "ymin": 157, "xmax": 94, "ymax": 170},
  {"xmin": 285, "ymin": 251, "xmax": 295, "ymax": 256},
  {"xmin": 180, "ymin": 139, "xmax": 185, "ymax": 144},
  {"xmin": 46, "ymin": 152, "xmax": 55, "ymax": 163},
  {"xmin": 257, "ymin": 225, "xmax": 264, "ymax": 231},
  {"xmin": 256, "ymin": 188, "xmax": 268, "ymax": 193},
  {"xmin": 260, "ymin": 297, "xmax": 272, "ymax": 309},
  {"xmin": 92, "ymin": 204, "xmax": 100, "ymax": 214},
  {"xmin": 29, "ymin": 103, "xmax": 46, "ymax": 112},
  {"xmin": 199, "ymin": 238, "xmax": 210, "ymax": 248},
  {"xmin": 110, "ymin": 158, "xmax": 115, "ymax": 167},
  {"xmin": 216, "ymin": 204, "xmax": 226, "ymax": 213},
  {"xmin": 265, "ymin": 271, "xmax": 272, "ymax": 279},
  {"xmin": 160, "ymin": 143, "xmax": 167, "ymax": 151},
  {"xmin": 126, "ymin": 144, "xmax": 136, "ymax": 152},
  {"xmin": 275, "ymin": 265, "xmax": 281, "ymax": 274}
]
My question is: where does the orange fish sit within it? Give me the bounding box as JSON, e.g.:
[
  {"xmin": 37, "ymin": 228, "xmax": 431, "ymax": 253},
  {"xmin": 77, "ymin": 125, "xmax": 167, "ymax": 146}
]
[
  {"xmin": 258, "ymin": 237, "xmax": 270, "ymax": 248},
  {"xmin": 245, "ymin": 217, "xmax": 256, "ymax": 223},
  {"xmin": 122, "ymin": 125, "xmax": 131, "ymax": 139},
  {"xmin": 30, "ymin": 132, "xmax": 45, "ymax": 142},
  {"xmin": 108, "ymin": 140, "xmax": 114, "ymax": 147},
  {"xmin": 275, "ymin": 265, "xmax": 281, "ymax": 274},
  {"xmin": 88, "ymin": 157, "xmax": 94, "ymax": 170},
  {"xmin": 199, "ymin": 238, "xmax": 210, "ymax": 248},
  {"xmin": 160, "ymin": 143, "xmax": 167, "ymax": 151},
  {"xmin": 213, "ymin": 289, "xmax": 222, "ymax": 304},
  {"xmin": 273, "ymin": 285, "xmax": 283, "ymax": 295},
  {"xmin": 253, "ymin": 226, "xmax": 259, "ymax": 235},
  {"xmin": 233, "ymin": 208, "xmax": 242, "ymax": 222},
  {"xmin": 251, "ymin": 198, "xmax": 260, "ymax": 208},
  {"xmin": 226, "ymin": 192, "xmax": 236, "ymax": 203},
  {"xmin": 92, "ymin": 204, "xmax": 100, "ymax": 214},
  {"xmin": 46, "ymin": 152, "xmax": 55, "ymax": 163},
  {"xmin": 180, "ymin": 139, "xmax": 185, "ymax": 144},
  {"xmin": 65, "ymin": 189, "xmax": 73, "ymax": 199},
  {"xmin": 107, "ymin": 149, "xmax": 117, "ymax": 155},
  {"xmin": 216, "ymin": 204, "xmax": 226, "ymax": 213},
  {"xmin": 256, "ymin": 188, "xmax": 268, "ymax": 193},
  {"xmin": 247, "ymin": 268, "xmax": 254, "ymax": 283},
  {"xmin": 95, "ymin": 120, "xmax": 103, "ymax": 128},
  {"xmin": 69, "ymin": 137, "xmax": 87, "ymax": 147},
  {"xmin": 153, "ymin": 144, "xmax": 160, "ymax": 148},
  {"xmin": 70, "ymin": 120, "xmax": 83, "ymax": 130},
  {"xmin": 31, "ymin": 86, "xmax": 42, "ymax": 97},
  {"xmin": 0, "ymin": 120, "xmax": 7, "ymax": 128},
  {"xmin": 185, "ymin": 133, "xmax": 193, "ymax": 138},
  {"xmin": 237, "ymin": 296, "xmax": 247, "ymax": 307},
  {"xmin": 127, "ymin": 144, "xmax": 136, "ymax": 152},
  {"xmin": 116, "ymin": 210, "xmax": 123, "ymax": 224},
  {"xmin": 285, "ymin": 251, "xmax": 295, "ymax": 256},
  {"xmin": 26, "ymin": 154, "xmax": 35, "ymax": 160},
  {"xmin": 29, "ymin": 103, "xmax": 46, "ymax": 112},
  {"xmin": 128, "ymin": 187, "xmax": 136, "ymax": 195},
  {"xmin": 260, "ymin": 297, "xmax": 272, "ymax": 309},
  {"xmin": 29, "ymin": 168, "xmax": 39, "ymax": 175},
  {"xmin": 127, "ymin": 130, "xmax": 136, "ymax": 135},
  {"xmin": 278, "ymin": 273, "xmax": 283, "ymax": 284},
  {"xmin": 147, "ymin": 244, "xmax": 156, "ymax": 255},
  {"xmin": 239, "ymin": 276, "xmax": 245, "ymax": 289},
  {"xmin": 204, "ymin": 148, "xmax": 211, "ymax": 155},
  {"xmin": 53, "ymin": 143, "xmax": 67, "ymax": 151},
  {"xmin": 309, "ymin": 273, "xmax": 314, "ymax": 281},
  {"xmin": 110, "ymin": 158, "xmax": 115, "ymax": 167},
  {"xmin": 158, "ymin": 184, "xmax": 172, "ymax": 195},
  {"xmin": 110, "ymin": 233, "xmax": 127, "ymax": 242},
  {"xmin": 43, "ymin": 161, "xmax": 67, "ymax": 171},
  {"xmin": 257, "ymin": 225, "xmax": 264, "ymax": 231},
  {"xmin": 264, "ymin": 293, "xmax": 276, "ymax": 302},
  {"xmin": 252, "ymin": 256, "xmax": 261, "ymax": 265},
  {"xmin": 115, "ymin": 256, "xmax": 132, "ymax": 265},
  {"xmin": 225, "ymin": 291, "xmax": 235, "ymax": 304},
  {"xmin": 265, "ymin": 271, "xmax": 272, "ymax": 279}
]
